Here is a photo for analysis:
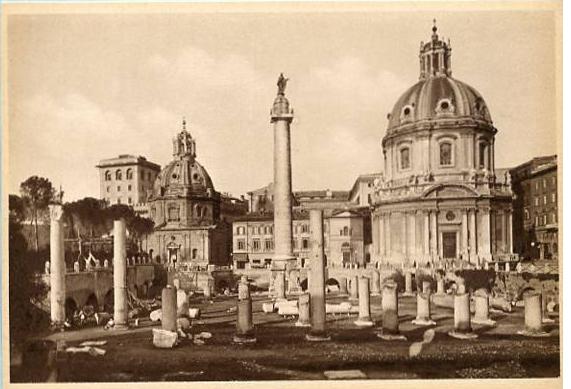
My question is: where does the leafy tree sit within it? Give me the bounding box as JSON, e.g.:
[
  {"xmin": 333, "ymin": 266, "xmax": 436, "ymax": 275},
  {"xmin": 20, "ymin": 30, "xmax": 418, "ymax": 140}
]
[
  {"xmin": 9, "ymin": 194, "xmax": 26, "ymax": 223},
  {"xmin": 63, "ymin": 197, "xmax": 108, "ymax": 238},
  {"xmin": 19, "ymin": 176, "xmax": 55, "ymax": 251}
]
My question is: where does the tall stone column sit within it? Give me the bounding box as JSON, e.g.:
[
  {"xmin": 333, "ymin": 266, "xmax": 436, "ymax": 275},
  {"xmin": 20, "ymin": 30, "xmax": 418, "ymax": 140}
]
[
  {"xmin": 506, "ymin": 210, "xmax": 513, "ymax": 253},
  {"xmin": 379, "ymin": 213, "xmax": 385, "ymax": 259},
  {"xmin": 479, "ymin": 208, "xmax": 491, "ymax": 262},
  {"xmin": 271, "ymin": 74, "xmax": 295, "ymax": 297},
  {"xmin": 307, "ymin": 209, "xmax": 329, "ymax": 341},
  {"xmin": 408, "ymin": 212, "xmax": 417, "ymax": 258},
  {"xmin": 469, "ymin": 210, "xmax": 477, "ymax": 264},
  {"xmin": 385, "ymin": 213, "xmax": 392, "ymax": 261},
  {"xmin": 424, "ymin": 211, "xmax": 430, "ymax": 260},
  {"xmin": 430, "ymin": 210, "xmax": 438, "ymax": 259},
  {"xmin": 462, "ymin": 210, "xmax": 469, "ymax": 257},
  {"xmin": 113, "ymin": 219, "xmax": 129, "ymax": 330},
  {"xmin": 371, "ymin": 214, "xmax": 379, "ymax": 260},
  {"xmin": 490, "ymin": 210, "xmax": 497, "ymax": 254},
  {"xmin": 49, "ymin": 204, "xmax": 66, "ymax": 325}
]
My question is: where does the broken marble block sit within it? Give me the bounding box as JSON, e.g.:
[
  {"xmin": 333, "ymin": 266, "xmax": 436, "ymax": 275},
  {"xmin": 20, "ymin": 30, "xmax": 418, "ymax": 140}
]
[{"xmin": 152, "ymin": 328, "xmax": 178, "ymax": 349}]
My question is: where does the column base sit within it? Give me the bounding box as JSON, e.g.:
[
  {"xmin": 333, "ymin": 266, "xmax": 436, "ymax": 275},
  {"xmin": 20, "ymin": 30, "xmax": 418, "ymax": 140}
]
[
  {"xmin": 354, "ymin": 319, "xmax": 374, "ymax": 327},
  {"xmin": 233, "ymin": 335, "xmax": 257, "ymax": 344},
  {"xmin": 402, "ymin": 292, "xmax": 416, "ymax": 297},
  {"xmin": 542, "ymin": 317, "xmax": 556, "ymax": 324},
  {"xmin": 472, "ymin": 317, "xmax": 496, "ymax": 326},
  {"xmin": 412, "ymin": 318, "xmax": 436, "ymax": 326},
  {"xmin": 306, "ymin": 332, "xmax": 331, "ymax": 342},
  {"xmin": 447, "ymin": 330, "xmax": 478, "ymax": 339},
  {"xmin": 376, "ymin": 331, "xmax": 407, "ymax": 341},
  {"xmin": 111, "ymin": 323, "xmax": 129, "ymax": 331},
  {"xmin": 517, "ymin": 328, "xmax": 550, "ymax": 337},
  {"xmin": 371, "ymin": 291, "xmax": 381, "ymax": 296}
]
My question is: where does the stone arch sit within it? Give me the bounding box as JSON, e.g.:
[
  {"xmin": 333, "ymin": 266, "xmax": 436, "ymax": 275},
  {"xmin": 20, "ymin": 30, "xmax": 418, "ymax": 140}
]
[
  {"xmin": 103, "ymin": 289, "xmax": 114, "ymax": 313},
  {"xmin": 65, "ymin": 298, "xmax": 78, "ymax": 318},
  {"xmin": 85, "ymin": 293, "xmax": 99, "ymax": 312},
  {"xmin": 325, "ymin": 278, "xmax": 341, "ymax": 293}
]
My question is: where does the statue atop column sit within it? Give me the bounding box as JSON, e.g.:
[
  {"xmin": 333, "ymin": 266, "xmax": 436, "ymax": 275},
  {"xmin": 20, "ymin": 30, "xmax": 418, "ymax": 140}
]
[{"xmin": 277, "ymin": 73, "xmax": 288, "ymax": 95}]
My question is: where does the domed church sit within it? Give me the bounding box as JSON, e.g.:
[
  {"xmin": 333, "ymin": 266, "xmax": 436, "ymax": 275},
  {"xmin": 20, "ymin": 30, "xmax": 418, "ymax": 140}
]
[
  {"xmin": 371, "ymin": 23, "xmax": 516, "ymax": 267},
  {"xmin": 146, "ymin": 120, "xmax": 229, "ymax": 267}
]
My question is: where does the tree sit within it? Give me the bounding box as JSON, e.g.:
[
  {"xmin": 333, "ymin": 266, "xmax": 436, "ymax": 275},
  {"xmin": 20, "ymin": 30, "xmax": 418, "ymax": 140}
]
[
  {"xmin": 63, "ymin": 197, "xmax": 108, "ymax": 238},
  {"xmin": 20, "ymin": 176, "xmax": 55, "ymax": 251}
]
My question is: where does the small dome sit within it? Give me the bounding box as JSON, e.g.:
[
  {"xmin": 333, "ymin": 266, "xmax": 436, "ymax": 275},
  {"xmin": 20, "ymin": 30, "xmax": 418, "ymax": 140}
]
[{"xmin": 387, "ymin": 76, "xmax": 492, "ymax": 132}]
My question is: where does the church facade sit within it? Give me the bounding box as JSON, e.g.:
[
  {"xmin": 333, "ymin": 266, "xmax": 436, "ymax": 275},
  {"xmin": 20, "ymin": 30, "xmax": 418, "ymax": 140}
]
[
  {"xmin": 371, "ymin": 24, "xmax": 516, "ymax": 267},
  {"xmin": 146, "ymin": 120, "xmax": 230, "ymax": 268}
]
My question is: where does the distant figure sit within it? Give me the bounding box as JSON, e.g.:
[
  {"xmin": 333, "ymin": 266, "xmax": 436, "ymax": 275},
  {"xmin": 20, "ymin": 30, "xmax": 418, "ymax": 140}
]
[
  {"xmin": 84, "ymin": 257, "xmax": 93, "ymax": 271},
  {"xmin": 73, "ymin": 261, "xmax": 80, "ymax": 273},
  {"xmin": 44, "ymin": 260, "xmax": 50, "ymax": 275},
  {"xmin": 103, "ymin": 259, "xmax": 110, "ymax": 268},
  {"xmin": 277, "ymin": 73, "xmax": 289, "ymax": 95}
]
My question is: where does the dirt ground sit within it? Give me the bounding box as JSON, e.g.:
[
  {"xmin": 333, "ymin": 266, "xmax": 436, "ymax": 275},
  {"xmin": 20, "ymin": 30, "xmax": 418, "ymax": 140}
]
[{"xmin": 11, "ymin": 293, "xmax": 560, "ymax": 382}]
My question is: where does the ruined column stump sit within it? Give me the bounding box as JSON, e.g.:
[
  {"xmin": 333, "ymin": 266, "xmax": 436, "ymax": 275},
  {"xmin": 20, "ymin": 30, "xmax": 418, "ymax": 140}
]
[
  {"xmin": 371, "ymin": 270, "xmax": 381, "ymax": 296},
  {"xmin": 403, "ymin": 271, "xmax": 414, "ymax": 296},
  {"xmin": 436, "ymin": 278, "xmax": 445, "ymax": 295},
  {"xmin": 472, "ymin": 289, "xmax": 496, "ymax": 326},
  {"xmin": 354, "ymin": 277, "xmax": 373, "ymax": 327},
  {"xmin": 295, "ymin": 293, "xmax": 311, "ymax": 327},
  {"xmin": 338, "ymin": 277, "xmax": 348, "ymax": 295},
  {"xmin": 234, "ymin": 298, "xmax": 257, "ymax": 344},
  {"xmin": 161, "ymin": 286, "xmax": 177, "ymax": 332},
  {"xmin": 112, "ymin": 219, "xmax": 129, "ymax": 330},
  {"xmin": 448, "ymin": 292, "xmax": 478, "ymax": 339},
  {"xmin": 377, "ymin": 282, "xmax": 406, "ymax": 340},
  {"xmin": 412, "ymin": 292, "xmax": 436, "ymax": 326},
  {"xmin": 349, "ymin": 275, "xmax": 359, "ymax": 301},
  {"xmin": 517, "ymin": 291, "xmax": 549, "ymax": 337},
  {"xmin": 422, "ymin": 280, "xmax": 432, "ymax": 294}
]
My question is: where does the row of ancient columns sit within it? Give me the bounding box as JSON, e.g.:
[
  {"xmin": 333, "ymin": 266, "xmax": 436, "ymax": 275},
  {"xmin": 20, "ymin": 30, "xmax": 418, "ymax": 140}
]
[
  {"xmin": 372, "ymin": 207, "xmax": 513, "ymax": 263},
  {"xmin": 49, "ymin": 205, "xmax": 129, "ymax": 330}
]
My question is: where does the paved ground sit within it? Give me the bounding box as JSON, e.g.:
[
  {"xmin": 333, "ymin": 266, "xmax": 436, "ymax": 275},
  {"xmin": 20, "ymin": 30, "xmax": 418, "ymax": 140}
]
[{"xmin": 12, "ymin": 292, "xmax": 560, "ymax": 382}]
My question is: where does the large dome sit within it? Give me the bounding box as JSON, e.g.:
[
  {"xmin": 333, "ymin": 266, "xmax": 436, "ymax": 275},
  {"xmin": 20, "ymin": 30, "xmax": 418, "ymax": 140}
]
[
  {"xmin": 154, "ymin": 158, "xmax": 214, "ymax": 197},
  {"xmin": 387, "ymin": 76, "xmax": 492, "ymax": 132}
]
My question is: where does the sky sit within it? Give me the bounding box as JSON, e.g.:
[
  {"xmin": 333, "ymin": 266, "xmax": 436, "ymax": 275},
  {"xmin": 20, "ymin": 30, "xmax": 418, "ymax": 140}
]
[{"xmin": 6, "ymin": 5, "xmax": 559, "ymax": 201}]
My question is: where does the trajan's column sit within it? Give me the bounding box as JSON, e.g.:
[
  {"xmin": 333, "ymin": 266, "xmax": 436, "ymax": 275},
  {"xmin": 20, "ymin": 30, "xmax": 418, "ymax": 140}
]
[{"xmin": 270, "ymin": 73, "xmax": 295, "ymax": 298}]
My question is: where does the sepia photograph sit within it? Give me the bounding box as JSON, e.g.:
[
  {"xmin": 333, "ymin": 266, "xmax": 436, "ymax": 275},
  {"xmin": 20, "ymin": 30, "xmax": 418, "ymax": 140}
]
[{"xmin": 2, "ymin": 1, "xmax": 562, "ymax": 386}]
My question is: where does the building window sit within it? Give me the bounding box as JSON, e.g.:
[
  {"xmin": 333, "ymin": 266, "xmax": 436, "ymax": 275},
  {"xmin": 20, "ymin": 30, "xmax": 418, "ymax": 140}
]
[
  {"xmin": 439, "ymin": 142, "xmax": 452, "ymax": 166},
  {"xmin": 342, "ymin": 226, "xmax": 349, "ymax": 236},
  {"xmin": 147, "ymin": 172, "xmax": 151, "ymax": 180},
  {"xmin": 115, "ymin": 170, "xmax": 122, "ymax": 180},
  {"xmin": 168, "ymin": 206, "xmax": 180, "ymax": 222},
  {"xmin": 140, "ymin": 171, "xmax": 145, "ymax": 180},
  {"xmin": 128, "ymin": 197, "xmax": 132, "ymax": 204},
  {"xmin": 117, "ymin": 198, "xmax": 121, "ymax": 204},
  {"xmin": 524, "ymin": 209, "xmax": 530, "ymax": 220},
  {"xmin": 252, "ymin": 239, "xmax": 260, "ymax": 251},
  {"xmin": 128, "ymin": 184, "xmax": 132, "ymax": 191},
  {"xmin": 192, "ymin": 249, "xmax": 198, "ymax": 259},
  {"xmin": 117, "ymin": 186, "xmax": 121, "ymax": 192},
  {"xmin": 237, "ymin": 239, "xmax": 245, "ymax": 250},
  {"xmin": 126, "ymin": 169, "xmax": 133, "ymax": 180},
  {"xmin": 400, "ymin": 147, "xmax": 410, "ymax": 170},
  {"xmin": 302, "ymin": 239, "xmax": 309, "ymax": 249},
  {"xmin": 105, "ymin": 170, "xmax": 111, "ymax": 181},
  {"xmin": 551, "ymin": 193, "xmax": 556, "ymax": 203},
  {"xmin": 543, "ymin": 195, "xmax": 547, "ymax": 205},
  {"xmin": 301, "ymin": 224, "xmax": 309, "ymax": 233},
  {"xmin": 269, "ymin": 226, "xmax": 273, "ymax": 234},
  {"xmin": 479, "ymin": 143, "xmax": 487, "ymax": 168},
  {"xmin": 264, "ymin": 239, "xmax": 273, "ymax": 251},
  {"xmin": 106, "ymin": 186, "xmax": 110, "ymax": 193},
  {"xmin": 543, "ymin": 214, "xmax": 547, "ymax": 225}
]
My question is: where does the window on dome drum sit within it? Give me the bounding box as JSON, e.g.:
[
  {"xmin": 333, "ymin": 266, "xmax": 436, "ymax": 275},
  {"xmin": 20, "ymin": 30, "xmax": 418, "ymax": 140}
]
[
  {"xmin": 116, "ymin": 170, "xmax": 122, "ymax": 180},
  {"xmin": 302, "ymin": 239, "xmax": 309, "ymax": 250},
  {"xmin": 479, "ymin": 143, "xmax": 487, "ymax": 168},
  {"xmin": 105, "ymin": 171, "xmax": 111, "ymax": 181},
  {"xmin": 400, "ymin": 147, "xmax": 410, "ymax": 169},
  {"xmin": 192, "ymin": 249, "xmax": 198, "ymax": 259},
  {"xmin": 126, "ymin": 169, "xmax": 133, "ymax": 180},
  {"xmin": 168, "ymin": 206, "xmax": 180, "ymax": 222},
  {"xmin": 439, "ymin": 142, "xmax": 452, "ymax": 166}
]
